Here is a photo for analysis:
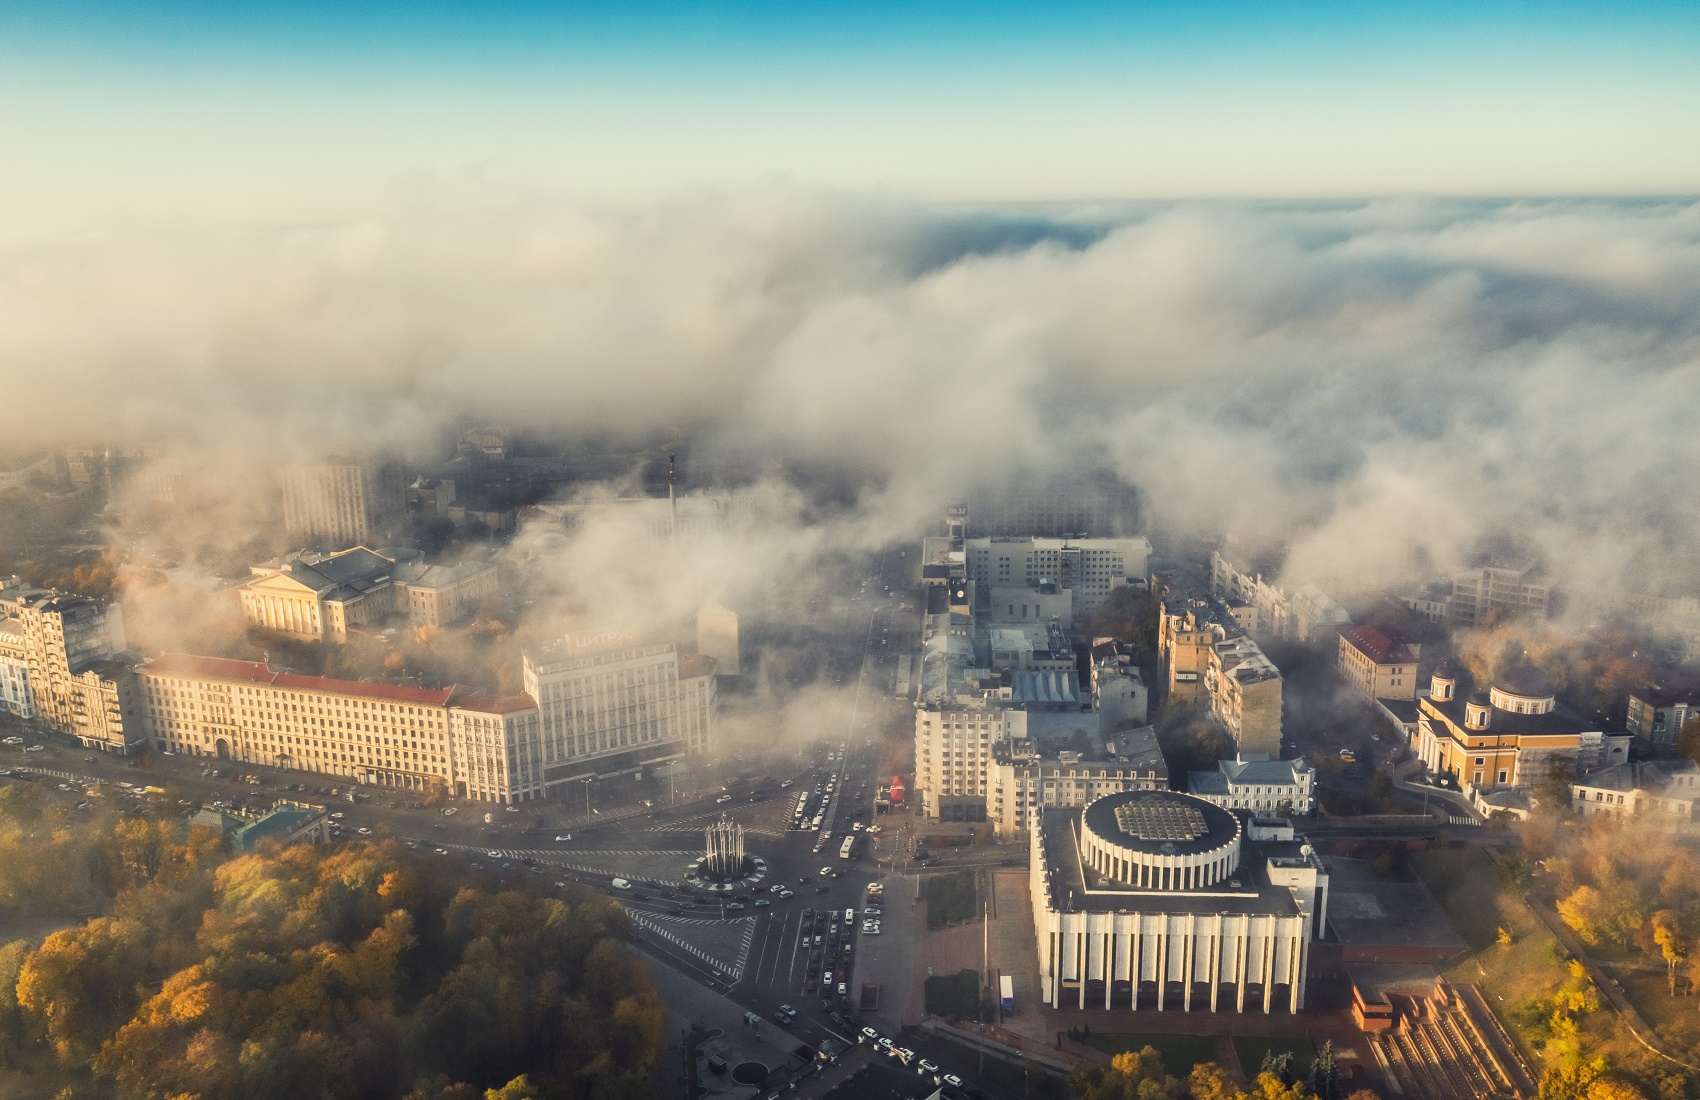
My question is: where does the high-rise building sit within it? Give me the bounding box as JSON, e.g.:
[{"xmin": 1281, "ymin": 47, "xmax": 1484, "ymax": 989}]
[
  {"xmin": 281, "ymin": 460, "xmax": 407, "ymax": 548},
  {"xmin": 523, "ymin": 632, "xmax": 717, "ymax": 792},
  {"xmin": 0, "ymin": 579, "xmax": 140, "ymax": 753}
]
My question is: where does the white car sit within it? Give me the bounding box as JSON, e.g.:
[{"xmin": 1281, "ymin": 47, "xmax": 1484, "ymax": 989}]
[
  {"xmin": 442, "ymin": 807, "xmax": 457, "ymax": 816},
  {"xmin": 819, "ymin": 866, "xmax": 833, "ymax": 876},
  {"xmin": 943, "ymin": 1075, "xmax": 964, "ymax": 1089},
  {"xmin": 23, "ymin": 745, "xmax": 43, "ymax": 753},
  {"xmin": 610, "ymin": 878, "xmax": 633, "ymax": 890},
  {"xmin": 717, "ymin": 794, "xmax": 733, "ymax": 804},
  {"xmin": 917, "ymin": 1060, "xmax": 940, "ymax": 1080},
  {"xmin": 555, "ymin": 834, "xmax": 573, "ymax": 842},
  {"xmin": 356, "ymin": 827, "xmax": 371, "ymax": 836}
]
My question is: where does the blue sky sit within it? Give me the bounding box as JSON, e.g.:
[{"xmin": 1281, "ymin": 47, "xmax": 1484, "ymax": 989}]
[{"xmin": 2, "ymin": 2, "xmax": 1697, "ymax": 223}]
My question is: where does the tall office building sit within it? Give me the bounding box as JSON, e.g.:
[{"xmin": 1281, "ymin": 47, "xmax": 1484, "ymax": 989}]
[
  {"xmin": 523, "ymin": 631, "xmax": 717, "ymax": 793},
  {"xmin": 281, "ymin": 460, "xmax": 407, "ymax": 548}
]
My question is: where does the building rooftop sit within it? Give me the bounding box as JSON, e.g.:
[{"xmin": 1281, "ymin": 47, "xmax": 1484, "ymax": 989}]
[
  {"xmin": 140, "ymin": 652, "xmax": 457, "ymax": 706},
  {"xmin": 1338, "ymin": 624, "xmax": 1418, "ymax": 665},
  {"xmin": 1082, "ymin": 790, "xmax": 1240, "ymax": 856},
  {"xmin": 1040, "ymin": 804, "xmax": 1307, "ymax": 918},
  {"xmin": 452, "ymin": 692, "xmax": 538, "ymax": 715}
]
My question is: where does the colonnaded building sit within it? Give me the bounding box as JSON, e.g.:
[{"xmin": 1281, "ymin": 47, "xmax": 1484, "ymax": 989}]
[{"xmin": 1032, "ymin": 789, "xmax": 1328, "ymax": 1014}]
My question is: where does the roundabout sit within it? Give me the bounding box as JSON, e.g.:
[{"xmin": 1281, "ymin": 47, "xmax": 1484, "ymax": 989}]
[{"xmin": 682, "ymin": 814, "xmax": 770, "ymax": 893}]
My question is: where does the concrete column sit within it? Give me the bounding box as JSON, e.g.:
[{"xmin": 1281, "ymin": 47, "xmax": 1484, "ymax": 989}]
[
  {"xmin": 1105, "ymin": 932, "xmax": 1114, "ymax": 1009},
  {"xmin": 1077, "ymin": 932, "xmax": 1086, "ymax": 1009},
  {"xmin": 1130, "ymin": 927, "xmax": 1140, "ymax": 1011},
  {"xmin": 1236, "ymin": 915, "xmax": 1250, "ymax": 1012},
  {"xmin": 1156, "ymin": 928, "xmax": 1166, "ymax": 1011},
  {"xmin": 1183, "ymin": 914, "xmax": 1195, "ymax": 1010},
  {"xmin": 1289, "ymin": 934, "xmax": 1302, "ymax": 1013},
  {"xmin": 1209, "ymin": 928, "xmax": 1221, "ymax": 1012},
  {"xmin": 1262, "ymin": 926, "xmax": 1275, "ymax": 1013}
]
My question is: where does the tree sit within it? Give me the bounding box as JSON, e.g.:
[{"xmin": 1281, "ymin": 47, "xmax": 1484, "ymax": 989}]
[
  {"xmin": 1188, "ymin": 1062, "xmax": 1248, "ymax": 1100},
  {"xmin": 1650, "ymin": 910, "xmax": 1687, "ymax": 997},
  {"xmin": 1557, "ymin": 885, "xmax": 1611, "ymax": 946}
]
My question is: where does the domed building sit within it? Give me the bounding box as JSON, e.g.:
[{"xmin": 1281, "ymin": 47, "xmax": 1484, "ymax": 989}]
[
  {"xmin": 1032, "ymin": 789, "xmax": 1327, "ymax": 1014},
  {"xmin": 1414, "ymin": 663, "xmax": 1627, "ymax": 794}
]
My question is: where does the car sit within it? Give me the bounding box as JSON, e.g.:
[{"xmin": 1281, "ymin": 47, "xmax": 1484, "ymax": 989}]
[
  {"xmin": 773, "ymin": 1011, "xmax": 790, "ymax": 1026},
  {"xmin": 356, "ymin": 827, "xmax": 371, "ymax": 836},
  {"xmin": 1339, "ymin": 749, "xmax": 1356, "ymax": 762},
  {"xmin": 504, "ymin": 805, "xmax": 519, "ymax": 813},
  {"xmin": 876, "ymin": 1038, "xmax": 893, "ymax": 1055},
  {"xmin": 331, "ymin": 811, "xmax": 345, "ymax": 819},
  {"xmin": 486, "ymin": 849, "xmax": 502, "ymax": 857},
  {"xmin": 555, "ymin": 834, "xmax": 573, "ymax": 841},
  {"xmin": 755, "ymin": 898, "xmax": 771, "ymax": 907},
  {"xmin": 717, "ymin": 794, "xmax": 732, "ymax": 804},
  {"xmin": 727, "ymin": 901, "xmax": 747, "ymax": 910},
  {"xmin": 24, "ymin": 745, "xmax": 43, "ymax": 753},
  {"xmin": 434, "ymin": 848, "xmax": 448, "ymax": 855},
  {"xmin": 820, "ymin": 866, "xmax": 833, "ymax": 876},
  {"xmin": 860, "ymin": 1027, "xmax": 879, "ymax": 1044},
  {"xmin": 802, "ymin": 907, "xmax": 814, "ymax": 919},
  {"xmin": 942, "ymin": 1075, "xmax": 964, "ymax": 1089},
  {"xmin": 610, "ymin": 878, "xmax": 633, "ymax": 890},
  {"xmin": 917, "ymin": 1060, "xmax": 940, "ymax": 1080},
  {"xmin": 822, "ymin": 970, "xmax": 833, "ymax": 984},
  {"xmin": 893, "ymin": 1047, "xmax": 916, "ymax": 1066},
  {"xmin": 829, "ymin": 1010, "xmax": 845, "ymax": 1026},
  {"xmin": 780, "ymin": 1004, "xmax": 798, "ymax": 1020},
  {"xmin": 837, "ymin": 982, "xmax": 847, "ymax": 996},
  {"xmin": 776, "ymin": 888, "xmax": 794, "ymax": 898}
]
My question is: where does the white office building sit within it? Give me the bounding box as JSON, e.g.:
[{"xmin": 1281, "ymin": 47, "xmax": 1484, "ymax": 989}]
[{"xmin": 523, "ymin": 632, "xmax": 716, "ymax": 793}]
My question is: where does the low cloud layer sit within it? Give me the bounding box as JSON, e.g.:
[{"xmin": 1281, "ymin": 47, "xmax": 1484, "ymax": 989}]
[{"xmin": 5, "ymin": 191, "xmax": 1699, "ymax": 612}]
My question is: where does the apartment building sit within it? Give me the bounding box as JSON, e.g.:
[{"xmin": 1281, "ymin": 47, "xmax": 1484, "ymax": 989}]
[
  {"xmin": 281, "ymin": 460, "xmax": 407, "ymax": 548},
  {"xmin": 1449, "ymin": 558, "xmax": 1552, "ymax": 627},
  {"xmin": 1625, "ymin": 681, "xmax": 1699, "ymax": 753},
  {"xmin": 449, "ymin": 693, "xmax": 545, "ymax": 804},
  {"xmin": 1336, "ymin": 624, "xmax": 1423, "ymax": 702},
  {"xmin": 963, "ymin": 536, "xmax": 1151, "ymax": 614},
  {"xmin": 1208, "ymin": 550, "xmax": 1351, "ymax": 643},
  {"xmin": 137, "ymin": 653, "xmax": 459, "ymax": 794},
  {"xmin": 1156, "ymin": 579, "xmax": 1284, "ymax": 757},
  {"xmin": 1572, "ymin": 760, "xmax": 1700, "ymax": 827},
  {"xmin": 0, "ymin": 580, "xmax": 141, "ymax": 753},
  {"xmin": 523, "ymin": 633, "xmax": 717, "ymax": 793}
]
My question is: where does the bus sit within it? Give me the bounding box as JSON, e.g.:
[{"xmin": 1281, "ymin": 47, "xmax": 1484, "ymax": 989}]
[{"xmin": 839, "ymin": 835, "xmax": 857, "ymax": 860}]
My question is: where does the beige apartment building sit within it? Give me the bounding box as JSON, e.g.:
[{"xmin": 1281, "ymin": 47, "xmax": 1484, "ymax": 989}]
[
  {"xmin": 1336, "ymin": 624, "xmax": 1423, "ymax": 702},
  {"xmin": 0, "ymin": 579, "xmax": 142, "ymax": 754},
  {"xmin": 1157, "ymin": 584, "xmax": 1283, "ymax": 757},
  {"xmin": 138, "ymin": 653, "xmax": 459, "ymax": 794}
]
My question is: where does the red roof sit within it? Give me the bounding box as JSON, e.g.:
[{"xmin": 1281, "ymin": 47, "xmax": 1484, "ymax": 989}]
[
  {"xmin": 139, "ymin": 651, "xmax": 457, "ymax": 706},
  {"xmin": 451, "ymin": 692, "xmax": 538, "ymax": 715},
  {"xmin": 140, "ymin": 653, "xmax": 275, "ymax": 683},
  {"xmin": 1337, "ymin": 625, "xmax": 1416, "ymax": 665}
]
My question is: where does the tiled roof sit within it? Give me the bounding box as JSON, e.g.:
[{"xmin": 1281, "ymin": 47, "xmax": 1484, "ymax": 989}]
[{"xmin": 1338, "ymin": 624, "xmax": 1416, "ymax": 665}]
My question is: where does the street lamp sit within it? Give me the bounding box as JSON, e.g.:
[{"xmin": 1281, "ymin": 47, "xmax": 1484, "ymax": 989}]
[{"xmin": 582, "ymin": 777, "xmax": 593, "ymax": 820}]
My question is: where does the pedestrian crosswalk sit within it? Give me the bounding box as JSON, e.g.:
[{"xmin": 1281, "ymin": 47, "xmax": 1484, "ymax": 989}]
[{"xmin": 628, "ymin": 910, "xmax": 757, "ymax": 982}]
